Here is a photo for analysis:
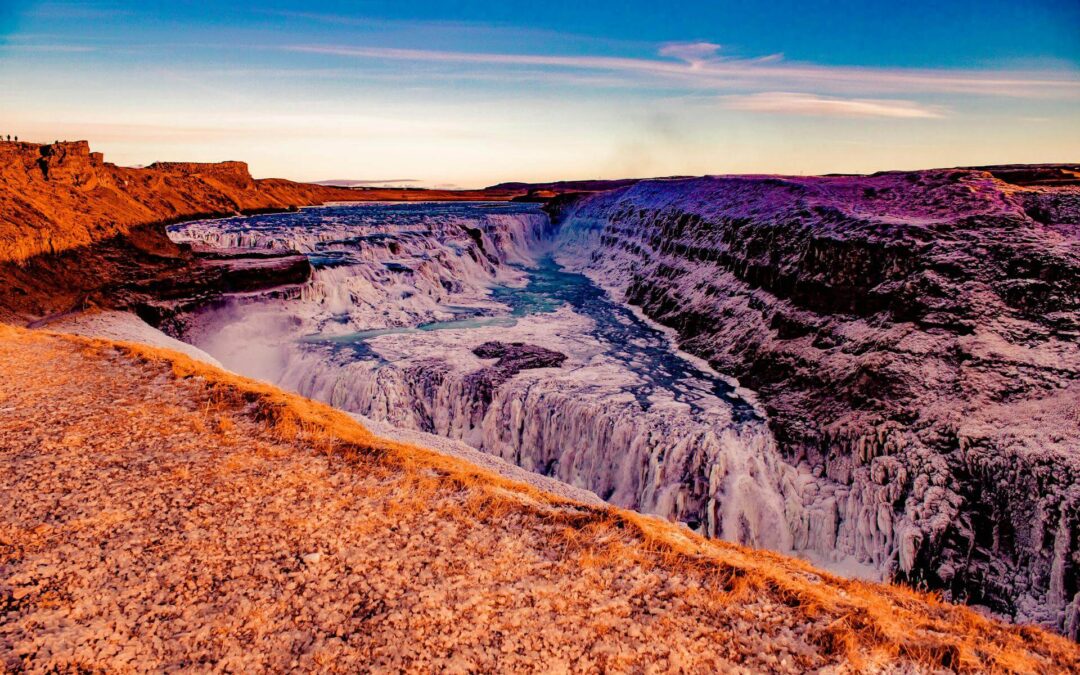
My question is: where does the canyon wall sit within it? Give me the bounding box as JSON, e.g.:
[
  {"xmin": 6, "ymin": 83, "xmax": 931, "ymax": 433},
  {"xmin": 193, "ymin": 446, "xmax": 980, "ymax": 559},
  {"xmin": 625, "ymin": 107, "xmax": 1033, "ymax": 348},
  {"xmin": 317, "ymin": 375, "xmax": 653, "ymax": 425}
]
[
  {"xmin": 177, "ymin": 205, "xmax": 810, "ymax": 558},
  {"xmin": 0, "ymin": 141, "xmax": 366, "ymax": 323},
  {"xmin": 548, "ymin": 168, "xmax": 1080, "ymax": 636},
  {"xmin": 0, "ymin": 140, "xmax": 529, "ymax": 265}
]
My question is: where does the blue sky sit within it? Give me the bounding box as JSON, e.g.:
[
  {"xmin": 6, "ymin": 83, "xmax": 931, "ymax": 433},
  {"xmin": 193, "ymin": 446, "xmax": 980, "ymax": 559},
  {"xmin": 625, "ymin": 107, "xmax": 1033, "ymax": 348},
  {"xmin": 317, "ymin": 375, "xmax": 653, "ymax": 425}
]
[{"xmin": 1, "ymin": 1, "xmax": 1078, "ymax": 186}]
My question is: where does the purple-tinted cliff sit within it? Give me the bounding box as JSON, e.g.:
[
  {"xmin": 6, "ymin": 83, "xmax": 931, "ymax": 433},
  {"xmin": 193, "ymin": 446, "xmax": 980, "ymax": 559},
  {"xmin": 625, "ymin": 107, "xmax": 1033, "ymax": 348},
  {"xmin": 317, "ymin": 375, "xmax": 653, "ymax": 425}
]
[{"xmin": 549, "ymin": 166, "xmax": 1080, "ymax": 636}]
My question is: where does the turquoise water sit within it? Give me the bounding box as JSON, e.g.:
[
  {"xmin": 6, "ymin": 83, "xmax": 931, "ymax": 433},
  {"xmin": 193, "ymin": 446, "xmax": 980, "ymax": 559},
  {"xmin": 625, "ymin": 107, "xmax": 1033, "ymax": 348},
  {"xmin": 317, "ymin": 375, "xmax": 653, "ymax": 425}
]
[
  {"xmin": 306, "ymin": 252, "xmax": 758, "ymax": 421},
  {"xmin": 218, "ymin": 202, "xmax": 758, "ymax": 421},
  {"xmin": 303, "ymin": 316, "xmax": 519, "ymax": 343}
]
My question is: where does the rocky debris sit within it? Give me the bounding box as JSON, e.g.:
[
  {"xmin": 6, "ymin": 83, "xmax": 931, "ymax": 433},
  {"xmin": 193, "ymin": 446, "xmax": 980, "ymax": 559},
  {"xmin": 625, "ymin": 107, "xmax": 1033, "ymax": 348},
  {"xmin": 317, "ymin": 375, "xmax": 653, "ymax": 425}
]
[
  {"xmin": 1, "ymin": 325, "xmax": 1077, "ymax": 672},
  {"xmin": 548, "ymin": 168, "xmax": 1080, "ymax": 636},
  {"xmin": 468, "ymin": 340, "xmax": 568, "ymax": 399}
]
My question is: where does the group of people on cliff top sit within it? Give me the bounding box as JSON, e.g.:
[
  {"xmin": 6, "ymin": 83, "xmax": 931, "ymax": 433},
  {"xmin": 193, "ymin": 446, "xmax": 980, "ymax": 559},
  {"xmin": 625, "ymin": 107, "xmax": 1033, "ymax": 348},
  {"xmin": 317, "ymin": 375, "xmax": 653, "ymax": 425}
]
[{"xmin": 3, "ymin": 135, "xmax": 17, "ymax": 142}]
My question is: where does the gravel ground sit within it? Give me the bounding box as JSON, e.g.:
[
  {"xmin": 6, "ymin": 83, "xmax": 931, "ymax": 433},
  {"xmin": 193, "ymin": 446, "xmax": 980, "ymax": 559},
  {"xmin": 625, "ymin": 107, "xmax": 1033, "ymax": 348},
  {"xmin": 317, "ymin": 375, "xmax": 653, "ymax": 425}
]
[
  {"xmin": 1, "ymin": 326, "xmax": 1076, "ymax": 673},
  {"xmin": 40, "ymin": 310, "xmax": 225, "ymax": 367}
]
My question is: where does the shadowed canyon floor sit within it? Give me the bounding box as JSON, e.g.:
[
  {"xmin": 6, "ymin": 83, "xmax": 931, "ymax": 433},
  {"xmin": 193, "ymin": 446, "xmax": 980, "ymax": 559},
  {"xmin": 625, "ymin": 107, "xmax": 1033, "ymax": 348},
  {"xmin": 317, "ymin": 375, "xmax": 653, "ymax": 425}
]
[{"xmin": 2, "ymin": 326, "xmax": 1079, "ymax": 672}]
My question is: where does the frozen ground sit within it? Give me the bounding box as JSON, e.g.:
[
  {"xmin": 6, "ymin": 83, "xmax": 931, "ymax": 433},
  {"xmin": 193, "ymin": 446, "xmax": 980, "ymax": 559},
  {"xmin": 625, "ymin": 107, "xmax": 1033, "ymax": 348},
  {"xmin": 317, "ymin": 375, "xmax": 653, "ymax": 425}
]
[
  {"xmin": 41, "ymin": 307, "xmax": 603, "ymax": 504},
  {"xmin": 42, "ymin": 310, "xmax": 223, "ymax": 367}
]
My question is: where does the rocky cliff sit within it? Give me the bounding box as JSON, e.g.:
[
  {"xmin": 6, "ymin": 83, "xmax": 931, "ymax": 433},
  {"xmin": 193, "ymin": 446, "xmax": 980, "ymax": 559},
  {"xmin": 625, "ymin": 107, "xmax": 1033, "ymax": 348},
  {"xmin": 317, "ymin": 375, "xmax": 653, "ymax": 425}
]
[
  {"xmin": 0, "ymin": 141, "xmax": 361, "ymax": 324},
  {"xmin": 549, "ymin": 167, "xmax": 1080, "ymax": 636},
  {"xmin": 0, "ymin": 141, "xmax": 368, "ymax": 263},
  {"xmin": 0, "ymin": 141, "xmax": 521, "ymax": 325}
]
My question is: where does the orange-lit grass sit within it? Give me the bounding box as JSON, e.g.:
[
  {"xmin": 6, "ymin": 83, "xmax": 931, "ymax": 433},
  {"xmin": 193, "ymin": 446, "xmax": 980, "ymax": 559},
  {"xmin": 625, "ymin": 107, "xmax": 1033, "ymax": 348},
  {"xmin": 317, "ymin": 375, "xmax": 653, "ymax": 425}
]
[{"xmin": 5, "ymin": 322, "xmax": 1078, "ymax": 673}]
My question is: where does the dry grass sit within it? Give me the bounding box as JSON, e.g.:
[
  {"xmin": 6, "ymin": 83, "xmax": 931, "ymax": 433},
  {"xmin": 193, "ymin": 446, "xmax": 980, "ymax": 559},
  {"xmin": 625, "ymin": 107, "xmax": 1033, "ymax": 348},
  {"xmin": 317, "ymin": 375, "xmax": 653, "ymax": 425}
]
[{"xmin": 2, "ymin": 322, "xmax": 1079, "ymax": 672}]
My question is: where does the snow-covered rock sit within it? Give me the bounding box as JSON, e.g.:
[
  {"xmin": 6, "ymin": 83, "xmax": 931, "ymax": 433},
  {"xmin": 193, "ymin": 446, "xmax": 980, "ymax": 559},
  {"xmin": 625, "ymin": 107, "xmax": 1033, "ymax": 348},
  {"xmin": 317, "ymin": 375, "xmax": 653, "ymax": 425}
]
[
  {"xmin": 176, "ymin": 203, "xmax": 812, "ymax": 560},
  {"xmin": 548, "ymin": 169, "xmax": 1080, "ymax": 636}
]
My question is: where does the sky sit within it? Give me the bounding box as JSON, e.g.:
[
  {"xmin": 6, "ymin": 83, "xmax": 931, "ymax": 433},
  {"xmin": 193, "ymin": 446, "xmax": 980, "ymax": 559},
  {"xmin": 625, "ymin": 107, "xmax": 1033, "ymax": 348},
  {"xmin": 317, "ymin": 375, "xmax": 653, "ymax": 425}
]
[{"xmin": 0, "ymin": 1, "xmax": 1078, "ymax": 187}]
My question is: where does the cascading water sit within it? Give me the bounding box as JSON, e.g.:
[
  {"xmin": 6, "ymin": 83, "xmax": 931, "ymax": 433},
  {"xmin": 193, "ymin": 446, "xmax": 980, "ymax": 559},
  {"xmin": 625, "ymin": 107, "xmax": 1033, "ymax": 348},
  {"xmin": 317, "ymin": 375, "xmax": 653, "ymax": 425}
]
[{"xmin": 170, "ymin": 202, "xmax": 818, "ymax": 559}]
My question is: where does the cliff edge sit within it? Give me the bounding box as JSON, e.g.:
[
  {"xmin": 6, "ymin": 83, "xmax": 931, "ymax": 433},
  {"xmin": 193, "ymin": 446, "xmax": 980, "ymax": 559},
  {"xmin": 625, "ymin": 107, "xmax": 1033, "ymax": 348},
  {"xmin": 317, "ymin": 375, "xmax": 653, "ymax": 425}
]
[{"xmin": 0, "ymin": 141, "xmax": 525, "ymax": 326}]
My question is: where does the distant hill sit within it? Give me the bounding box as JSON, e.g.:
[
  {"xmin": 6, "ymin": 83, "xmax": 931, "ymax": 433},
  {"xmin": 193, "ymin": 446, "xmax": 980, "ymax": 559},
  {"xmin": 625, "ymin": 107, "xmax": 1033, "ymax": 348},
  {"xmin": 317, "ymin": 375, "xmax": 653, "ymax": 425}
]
[
  {"xmin": 487, "ymin": 178, "xmax": 647, "ymax": 193},
  {"xmin": 314, "ymin": 179, "xmax": 422, "ymax": 188}
]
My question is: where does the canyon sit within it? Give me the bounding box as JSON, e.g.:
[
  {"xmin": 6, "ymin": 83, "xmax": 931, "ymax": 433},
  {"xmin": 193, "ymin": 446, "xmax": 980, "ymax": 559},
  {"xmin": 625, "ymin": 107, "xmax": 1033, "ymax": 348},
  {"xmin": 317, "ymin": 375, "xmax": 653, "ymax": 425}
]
[
  {"xmin": 164, "ymin": 166, "xmax": 1080, "ymax": 638},
  {"xmin": 2, "ymin": 140, "xmax": 1078, "ymax": 665},
  {"xmin": 171, "ymin": 203, "xmax": 803, "ymax": 558}
]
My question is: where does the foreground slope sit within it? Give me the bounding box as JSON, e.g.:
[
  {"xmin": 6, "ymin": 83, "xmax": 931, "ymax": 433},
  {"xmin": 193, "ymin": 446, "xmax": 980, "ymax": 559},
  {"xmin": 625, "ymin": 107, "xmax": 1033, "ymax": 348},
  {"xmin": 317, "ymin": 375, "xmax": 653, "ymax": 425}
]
[{"xmin": 1, "ymin": 325, "xmax": 1078, "ymax": 672}]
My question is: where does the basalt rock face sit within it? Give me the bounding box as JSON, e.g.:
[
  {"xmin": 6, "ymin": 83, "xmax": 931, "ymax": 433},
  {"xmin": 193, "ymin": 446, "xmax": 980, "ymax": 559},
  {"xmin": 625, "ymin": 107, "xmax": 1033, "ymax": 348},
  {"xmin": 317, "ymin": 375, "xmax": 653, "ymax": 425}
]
[
  {"xmin": 0, "ymin": 141, "xmax": 364, "ymax": 324},
  {"xmin": 549, "ymin": 168, "xmax": 1080, "ymax": 636}
]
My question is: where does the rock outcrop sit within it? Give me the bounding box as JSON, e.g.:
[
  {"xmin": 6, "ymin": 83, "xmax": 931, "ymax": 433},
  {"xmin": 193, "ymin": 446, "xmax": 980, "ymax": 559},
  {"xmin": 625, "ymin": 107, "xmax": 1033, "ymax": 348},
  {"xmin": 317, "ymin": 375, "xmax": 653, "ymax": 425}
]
[
  {"xmin": 0, "ymin": 141, "xmax": 359, "ymax": 324},
  {"xmin": 0, "ymin": 141, "xmax": 363, "ymax": 264},
  {"xmin": 466, "ymin": 340, "xmax": 569, "ymax": 406},
  {"xmin": 548, "ymin": 167, "xmax": 1080, "ymax": 636}
]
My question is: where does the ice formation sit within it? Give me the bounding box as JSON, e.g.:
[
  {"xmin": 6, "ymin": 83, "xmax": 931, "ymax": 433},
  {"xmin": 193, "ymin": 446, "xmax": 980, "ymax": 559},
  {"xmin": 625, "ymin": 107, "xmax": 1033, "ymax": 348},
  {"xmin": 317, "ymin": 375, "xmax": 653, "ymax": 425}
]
[
  {"xmin": 172, "ymin": 203, "xmax": 812, "ymax": 557},
  {"xmin": 547, "ymin": 172, "xmax": 1080, "ymax": 636}
]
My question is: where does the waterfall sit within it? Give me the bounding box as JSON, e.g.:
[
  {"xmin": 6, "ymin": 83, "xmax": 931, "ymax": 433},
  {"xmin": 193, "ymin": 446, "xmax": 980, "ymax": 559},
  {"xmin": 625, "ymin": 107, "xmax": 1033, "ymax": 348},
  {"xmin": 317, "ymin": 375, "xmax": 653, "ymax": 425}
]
[{"xmin": 175, "ymin": 202, "xmax": 825, "ymax": 564}]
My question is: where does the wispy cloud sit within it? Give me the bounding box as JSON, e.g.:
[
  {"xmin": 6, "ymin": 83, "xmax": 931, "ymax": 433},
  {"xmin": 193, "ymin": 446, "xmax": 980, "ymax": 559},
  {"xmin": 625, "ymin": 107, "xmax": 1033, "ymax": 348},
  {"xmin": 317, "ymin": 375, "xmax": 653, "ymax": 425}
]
[
  {"xmin": 285, "ymin": 43, "xmax": 1080, "ymax": 100},
  {"xmin": 719, "ymin": 92, "xmax": 947, "ymax": 119},
  {"xmin": 658, "ymin": 42, "xmax": 722, "ymax": 67},
  {"xmin": 24, "ymin": 2, "xmax": 132, "ymax": 20},
  {"xmin": 288, "ymin": 45, "xmax": 667, "ymax": 72},
  {"xmin": 0, "ymin": 43, "xmax": 96, "ymax": 53}
]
